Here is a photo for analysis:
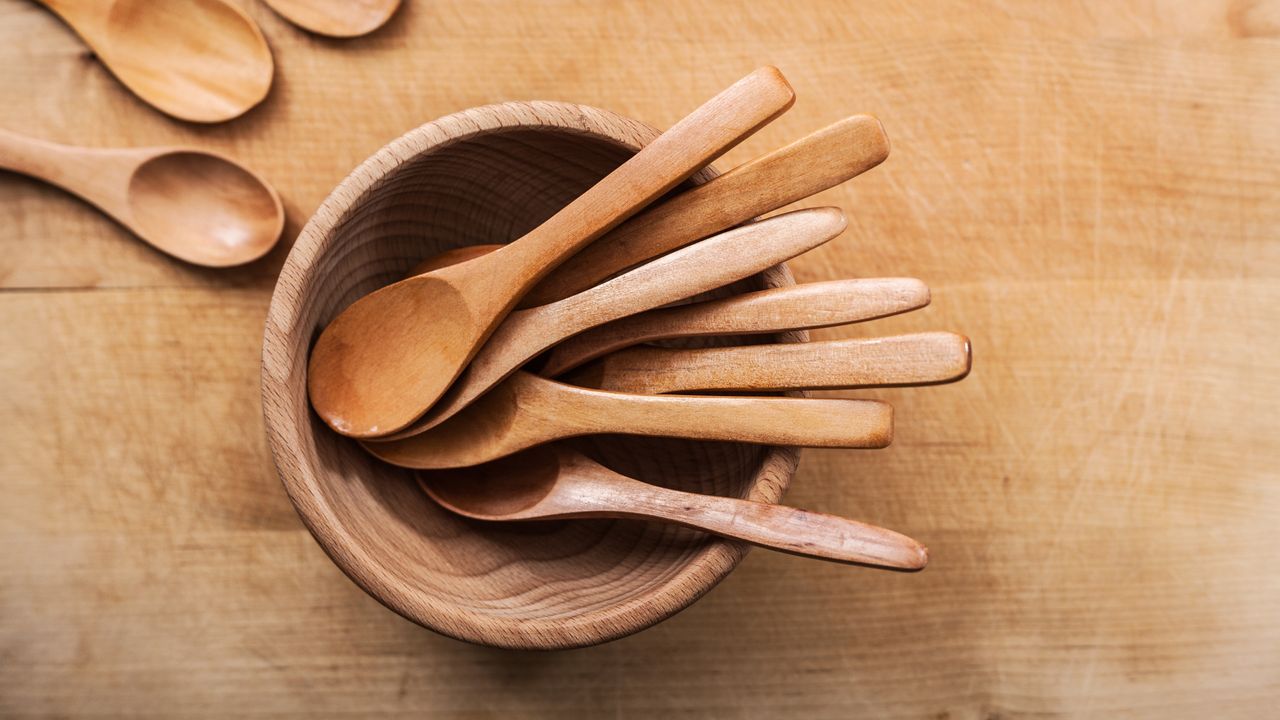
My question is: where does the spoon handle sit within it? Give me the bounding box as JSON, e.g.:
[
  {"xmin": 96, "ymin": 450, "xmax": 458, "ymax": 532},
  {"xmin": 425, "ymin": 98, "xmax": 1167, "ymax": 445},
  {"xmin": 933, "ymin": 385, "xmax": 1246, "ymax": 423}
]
[
  {"xmin": 0, "ymin": 128, "xmax": 137, "ymax": 212},
  {"xmin": 612, "ymin": 476, "xmax": 928, "ymax": 569},
  {"xmin": 521, "ymin": 114, "xmax": 890, "ymax": 307},
  {"xmin": 379, "ymin": 207, "xmax": 847, "ymax": 441},
  {"xmin": 569, "ymin": 332, "xmax": 973, "ymax": 394},
  {"xmin": 491, "ymin": 67, "xmax": 794, "ymax": 291},
  {"xmin": 554, "ymin": 381, "xmax": 894, "ymax": 449},
  {"xmin": 540, "ymin": 278, "xmax": 931, "ymax": 376}
]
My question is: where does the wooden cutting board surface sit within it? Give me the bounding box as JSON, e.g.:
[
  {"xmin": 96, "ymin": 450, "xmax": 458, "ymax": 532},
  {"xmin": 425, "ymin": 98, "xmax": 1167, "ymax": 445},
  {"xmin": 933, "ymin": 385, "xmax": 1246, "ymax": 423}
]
[{"xmin": 1, "ymin": 0, "xmax": 1277, "ymax": 717}]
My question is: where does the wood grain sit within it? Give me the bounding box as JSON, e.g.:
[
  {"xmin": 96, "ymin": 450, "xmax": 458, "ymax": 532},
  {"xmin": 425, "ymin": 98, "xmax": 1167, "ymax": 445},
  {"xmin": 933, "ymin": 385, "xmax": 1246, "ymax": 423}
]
[
  {"xmin": 365, "ymin": 371, "xmax": 892, "ymax": 469},
  {"xmin": 0, "ymin": 127, "xmax": 283, "ymax": 266},
  {"xmin": 521, "ymin": 113, "xmax": 889, "ymax": 306},
  {"xmin": 261, "ymin": 101, "xmax": 814, "ymax": 649},
  {"xmin": 386, "ymin": 206, "xmax": 846, "ymax": 440},
  {"xmin": 417, "ymin": 445, "xmax": 929, "ymax": 570},
  {"xmin": 565, "ymin": 331, "xmax": 971, "ymax": 394},
  {"xmin": 36, "ymin": 0, "xmax": 273, "ymax": 123},
  {"xmin": 2, "ymin": 0, "xmax": 1278, "ymax": 717},
  {"xmin": 305, "ymin": 67, "xmax": 795, "ymax": 438},
  {"xmin": 540, "ymin": 277, "xmax": 932, "ymax": 376}
]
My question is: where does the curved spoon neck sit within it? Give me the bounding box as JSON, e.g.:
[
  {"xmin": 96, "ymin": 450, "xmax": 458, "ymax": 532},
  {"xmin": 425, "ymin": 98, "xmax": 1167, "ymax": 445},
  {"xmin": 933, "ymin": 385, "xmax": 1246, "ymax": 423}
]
[{"xmin": 0, "ymin": 129, "xmax": 137, "ymax": 211}]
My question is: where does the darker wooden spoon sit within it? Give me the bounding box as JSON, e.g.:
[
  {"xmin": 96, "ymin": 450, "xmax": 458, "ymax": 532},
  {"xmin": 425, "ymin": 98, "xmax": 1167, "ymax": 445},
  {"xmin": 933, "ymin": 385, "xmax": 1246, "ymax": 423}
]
[{"xmin": 417, "ymin": 445, "xmax": 929, "ymax": 570}]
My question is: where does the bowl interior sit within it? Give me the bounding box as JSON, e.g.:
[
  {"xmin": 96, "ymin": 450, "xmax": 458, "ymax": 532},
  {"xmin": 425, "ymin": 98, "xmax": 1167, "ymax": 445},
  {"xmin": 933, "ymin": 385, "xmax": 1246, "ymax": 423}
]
[{"xmin": 263, "ymin": 104, "xmax": 800, "ymax": 649}]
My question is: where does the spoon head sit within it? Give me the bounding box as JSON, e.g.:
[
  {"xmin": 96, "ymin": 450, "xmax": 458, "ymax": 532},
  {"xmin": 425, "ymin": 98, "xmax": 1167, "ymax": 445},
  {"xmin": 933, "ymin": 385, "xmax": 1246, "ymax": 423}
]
[
  {"xmin": 417, "ymin": 446, "xmax": 563, "ymax": 521},
  {"xmin": 101, "ymin": 0, "xmax": 273, "ymax": 122},
  {"xmin": 127, "ymin": 151, "xmax": 284, "ymax": 267},
  {"xmin": 308, "ymin": 268, "xmax": 485, "ymax": 437},
  {"xmin": 264, "ymin": 0, "xmax": 401, "ymax": 37}
]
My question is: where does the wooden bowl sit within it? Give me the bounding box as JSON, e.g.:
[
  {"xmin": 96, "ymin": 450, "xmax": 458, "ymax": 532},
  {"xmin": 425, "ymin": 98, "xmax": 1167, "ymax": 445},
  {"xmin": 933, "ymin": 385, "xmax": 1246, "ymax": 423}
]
[{"xmin": 261, "ymin": 102, "xmax": 805, "ymax": 650}]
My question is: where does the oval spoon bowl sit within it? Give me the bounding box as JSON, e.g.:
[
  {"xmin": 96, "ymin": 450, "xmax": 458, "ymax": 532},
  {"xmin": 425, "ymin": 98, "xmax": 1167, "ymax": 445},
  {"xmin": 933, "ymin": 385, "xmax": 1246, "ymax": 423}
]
[{"xmin": 261, "ymin": 102, "xmax": 808, "ymax": 650}]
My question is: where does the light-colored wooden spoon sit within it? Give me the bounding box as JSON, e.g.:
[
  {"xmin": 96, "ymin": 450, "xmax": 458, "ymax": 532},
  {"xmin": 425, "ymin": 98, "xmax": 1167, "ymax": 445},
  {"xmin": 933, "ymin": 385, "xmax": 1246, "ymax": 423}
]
[
  {"xmin": 565, "ymin": 332, "xmax": 972, "ymax": 394},
  {"xmin": 382, "ymin": 207, "xmax": 846, "ymax": 441},
  {"xmin": 541, "ymin": 278, "xmax": 932, "ymax": 376},
  {"xmin": 363, "ymin": 371, "xmax": 892, "ymax": 469},
  {"xmin": 409, "ymin": 244, "xmax": 504, "ymax": 276},
  {"xmin": 308, "ymin": 67, "xmax": 795, "ymax": 438},
  {"xmin": 36, "ymin": 0, "xmax": 274, "ymax": 123},
  {"xmin": 0, "ymin": 128, "xmax": 283, "ymax": 266},
  {"xmin": 409, "ymin": 249, "xmax": 932, "ymax": 378},
  {"xmin": 519, "ymin": 113, "xmax": 890, "ymax": 307},
  {"xmin": 417, "ymin": 445, "xmax": 929, "ymax": 570},
  {"xmin": 262, "ymin": 0, "xmax": 401, "ymax": 37}
]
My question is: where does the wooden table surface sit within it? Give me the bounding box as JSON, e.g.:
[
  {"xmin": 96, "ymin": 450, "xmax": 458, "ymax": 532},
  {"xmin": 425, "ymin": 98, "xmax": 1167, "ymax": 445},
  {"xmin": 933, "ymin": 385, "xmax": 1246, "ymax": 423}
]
[{"xmin": 2, "ymin": 1, "xmax": 1277, "ymax": 717}]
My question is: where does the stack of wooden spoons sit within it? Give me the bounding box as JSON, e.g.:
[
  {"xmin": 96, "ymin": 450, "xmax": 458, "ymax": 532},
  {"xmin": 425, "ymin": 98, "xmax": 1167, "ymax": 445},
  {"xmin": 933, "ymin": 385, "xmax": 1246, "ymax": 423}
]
[{"xmin": 305, "ymin": 67, "xmax": 970, "ymax": 571}]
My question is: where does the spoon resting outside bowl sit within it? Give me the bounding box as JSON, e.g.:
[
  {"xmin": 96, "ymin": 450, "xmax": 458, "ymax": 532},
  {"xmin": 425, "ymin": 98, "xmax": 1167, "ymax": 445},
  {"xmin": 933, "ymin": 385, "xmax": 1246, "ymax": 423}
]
[
  {"xmin": 35, "ymin": 0, "xmax": 274, "ymax": 123},
  {"xmin": 0, "ymin": 128, "xmax": 283, "ymax": 267},
  {"xmin": 262, "ymin": 0, "xmax": 401, "ymax": 37}
]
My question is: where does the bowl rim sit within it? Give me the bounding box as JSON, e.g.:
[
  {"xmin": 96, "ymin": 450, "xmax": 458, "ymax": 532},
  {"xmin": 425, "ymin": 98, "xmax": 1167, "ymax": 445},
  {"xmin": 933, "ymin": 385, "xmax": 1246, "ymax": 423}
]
[{"xmin": 261, "ymin": 101, "xmax": 802, "ymax": 650}]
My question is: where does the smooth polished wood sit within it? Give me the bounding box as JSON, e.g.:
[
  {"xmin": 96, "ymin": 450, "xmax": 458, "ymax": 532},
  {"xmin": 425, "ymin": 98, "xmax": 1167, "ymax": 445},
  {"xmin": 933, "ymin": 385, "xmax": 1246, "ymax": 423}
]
[
  {"xmin": 0, "ymin": 127, "xmax": 282, "ymax": 266},
  {"xmin": 385, "ymin": 207, "xmax": 846, "ymax": 440},
  {"xmin": 261, "ymin": 0, "xmax": 399, "ymax": 37},
  {"xmin": 542, "ymin": 278, "xmax": 932, "ymax": 376},
  {"xmin": 566, "ymin": 331, "xmax": 972, "ymax": 394},
  {"xmin": 306, "ymin": 67, "xmax": 796, "ymax": 438},
  {"xmin": 3, "ymin": 0, "xmax": 1278, "ymax": 716},
  {"xmin": 262, "ymin": 102, "xmax": 811, "ymax": 650},
  {"xmin": 419, "ymin": 445, "xmax": 928, "ymax": 570},
  {"xmin": 522, "ymin": 114, "xmax": 889, "ymax": 307},
  {"xmin": 35, "ymin": 0, "xmax": 273, "ymax": 123},
  {"xmin": 366, "ymin": 371, "xmax": 892, "ymax": 468},
  {"xmin": 408, "ymin": 243, "xmax": 503, "ymax": 276}
]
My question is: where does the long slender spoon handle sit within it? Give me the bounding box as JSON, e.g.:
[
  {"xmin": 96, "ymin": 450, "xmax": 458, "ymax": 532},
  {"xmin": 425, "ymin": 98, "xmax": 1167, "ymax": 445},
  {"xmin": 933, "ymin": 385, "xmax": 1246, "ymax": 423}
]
[
  {"xmin": 365, "ymin": 373, "xmax": 894, "ymax": 469},
  {"xmin": 521, "ymin": 114, "xmax": 889, "ymax": 307},
  {"xmin": 540, "ymin": 278, "xmax": 931, "ymax": 376},
  {"xmin": 609, "ymin": 475, "xmax": 928, "ymax": 569},
  {"xmin": 569, "ymin": 332, "xmax": 973, "ymax": 394},
  {"xmin": 488, "ymin": 67, "xmax": 795, "ymax": 293},
  {"xmin": 383, "ymin": 207, "xmax": 846, "ymax": 440}
]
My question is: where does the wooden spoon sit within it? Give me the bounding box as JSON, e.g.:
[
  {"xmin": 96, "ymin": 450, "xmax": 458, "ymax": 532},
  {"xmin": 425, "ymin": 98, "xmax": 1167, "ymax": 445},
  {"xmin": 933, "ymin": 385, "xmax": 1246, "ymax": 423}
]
[
  {"xmin": 308, "ymin": 67, "xmax": 795, "ymax": 438},
  {"xmin": 0, "ymin": 128, "xmax": 283, "ymax": 266},
  {"xmin": 36, "ymin": 0, "xmax": 273, "ymax": 123},
  {"xmin": 541, "ymin": 278, "xmax": 932, "ymax": 377},
  {"xmin": 382, "ymin": 207, "xmax": 846, "ymax": 441},
  {"xmin": 565, "ymin": 332, "xmax": 973, "ymax": 394},
  {"xmin": 417, "ymin": 445, "xmax": 929, "ymax": 570},
  {"xmin": 362, "ymin": 371, "xmax": 892, "ymax": 469},
  {"xmin": 262, "ymin": 0, "xmax": 401, "ymax": 37},
  {"xmin": 519, "ymin": 113, "xmax": 890, "ymax": 307}
]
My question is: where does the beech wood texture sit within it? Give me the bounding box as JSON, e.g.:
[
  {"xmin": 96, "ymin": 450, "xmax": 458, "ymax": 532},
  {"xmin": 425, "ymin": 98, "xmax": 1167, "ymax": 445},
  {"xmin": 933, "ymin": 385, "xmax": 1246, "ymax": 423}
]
[
  {"xmin": 383, "ymin": 207, "xmax": 846, "ymax": 440},
  {"xmin": 521, "ymin": 113, "xmax": 890, "ymax": 307},
  {"xmin": 0, "ymin": 127, "xmax": 283, "ymax": 266},
  {"xmin": 409, "ymin": 243, "xmax": 503, "ymax": 276},
  {"xmin": 365, "ymin": 371, "xmax": 892, "ymax": 469},
  {"xmin": 263, "ymin": 101, "xmax": 812, "ymax": 649},
  {"xmin": 306, "ymin": 67, "xmax": 796, "ymax": 439},
  {"xmin": 566, "ymin": 331, "xmax": 972, "ymax": 394},
  {"xmin": 35, "ymin": 0, "xmax": 273, "ymax": 123},
  {"xmin": 541, "ymin": 277, "xmax": 932, "ymax": 376},
  {"xmin": 418, "ymin": 446, "xmax": 928, "ymax": 570},
  {"xmin": 261, "ymin": 0, "xmax": 400, "ymax": 37},
  {"xmin": 4, "ymin": 1, "xmax": 1278, "ymax": 716}
]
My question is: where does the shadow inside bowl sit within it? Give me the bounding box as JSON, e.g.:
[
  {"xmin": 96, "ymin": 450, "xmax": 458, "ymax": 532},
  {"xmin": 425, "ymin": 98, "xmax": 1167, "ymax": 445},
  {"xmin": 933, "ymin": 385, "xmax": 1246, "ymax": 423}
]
[{"xmin": 263, "ymin": 104, "xmax": 802, "ymax": 649}]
